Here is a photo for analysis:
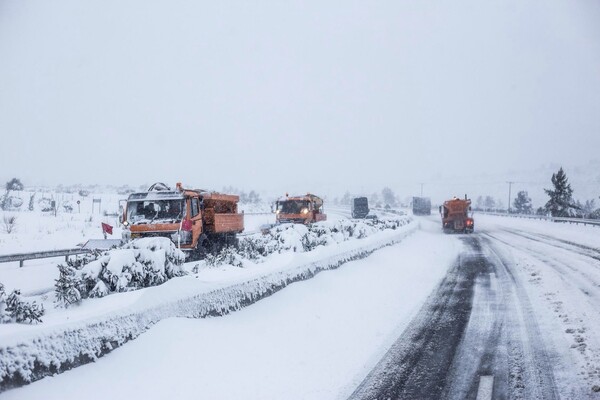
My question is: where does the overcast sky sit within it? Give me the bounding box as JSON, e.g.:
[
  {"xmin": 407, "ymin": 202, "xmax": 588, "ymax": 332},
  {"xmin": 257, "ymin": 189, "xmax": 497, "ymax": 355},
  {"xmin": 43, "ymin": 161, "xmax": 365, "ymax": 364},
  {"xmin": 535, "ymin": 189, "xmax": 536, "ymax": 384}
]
[{"xmin": 1, "ymin": 0, "xmax": 599, "ymax": 201}]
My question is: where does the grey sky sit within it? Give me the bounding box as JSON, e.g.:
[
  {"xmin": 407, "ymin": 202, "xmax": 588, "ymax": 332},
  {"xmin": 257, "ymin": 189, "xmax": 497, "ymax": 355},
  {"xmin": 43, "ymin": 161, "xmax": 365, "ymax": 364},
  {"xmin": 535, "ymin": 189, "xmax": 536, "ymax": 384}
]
[{"xmin": 1, "ymin": 0, "xmax": 599, "ymax": 202}]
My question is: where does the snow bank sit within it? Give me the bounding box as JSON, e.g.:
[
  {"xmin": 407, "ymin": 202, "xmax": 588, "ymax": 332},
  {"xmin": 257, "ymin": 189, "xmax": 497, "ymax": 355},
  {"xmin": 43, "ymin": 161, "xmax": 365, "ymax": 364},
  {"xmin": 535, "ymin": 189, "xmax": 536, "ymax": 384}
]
[{"xmin": 0, "ymin": 218, "xmax": 416, "ymax": 391}]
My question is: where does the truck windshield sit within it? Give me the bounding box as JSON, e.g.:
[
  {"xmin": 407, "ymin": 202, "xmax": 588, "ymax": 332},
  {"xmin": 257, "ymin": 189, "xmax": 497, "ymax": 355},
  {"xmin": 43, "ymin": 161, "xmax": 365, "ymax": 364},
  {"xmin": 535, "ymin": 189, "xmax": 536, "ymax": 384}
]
[
  {"xmin": 278, "ymin": 200, "xmax": 309, "ymax": 214},
  {"xmin": 127, "ymin": 199, "xmax": 185, "ymax": 224}
]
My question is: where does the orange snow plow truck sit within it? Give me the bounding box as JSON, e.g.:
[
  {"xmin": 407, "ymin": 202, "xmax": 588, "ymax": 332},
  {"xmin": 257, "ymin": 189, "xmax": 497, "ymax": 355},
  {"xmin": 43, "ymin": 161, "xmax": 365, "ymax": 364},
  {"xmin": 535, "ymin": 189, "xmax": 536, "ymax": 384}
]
[
  {"xmin": 275, "ymin": 193, "xmax": 327, "ymax": 224},
  {"xmin": 439, "ymin": 195, "xmax": 474, "ymax": 233},
  {"xmin": 121, "ymin": 182, "xmax": 244, "ymax": 257}
]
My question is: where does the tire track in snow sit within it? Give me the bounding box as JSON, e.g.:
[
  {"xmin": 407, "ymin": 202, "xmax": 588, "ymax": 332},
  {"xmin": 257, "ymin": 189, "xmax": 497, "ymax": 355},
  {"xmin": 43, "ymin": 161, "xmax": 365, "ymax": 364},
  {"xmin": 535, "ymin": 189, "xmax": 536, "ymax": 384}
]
[{"xmin": 349, "ymin": 235, "xmax": 560, "ymax": 400}]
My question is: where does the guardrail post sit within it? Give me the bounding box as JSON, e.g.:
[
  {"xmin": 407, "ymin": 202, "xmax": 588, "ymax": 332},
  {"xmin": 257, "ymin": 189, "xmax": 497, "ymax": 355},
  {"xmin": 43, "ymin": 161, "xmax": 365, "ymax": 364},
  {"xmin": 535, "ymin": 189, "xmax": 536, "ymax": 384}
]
[{"xmin": 19, "ymin": 259, "xmax": 24, "ymax": 268}]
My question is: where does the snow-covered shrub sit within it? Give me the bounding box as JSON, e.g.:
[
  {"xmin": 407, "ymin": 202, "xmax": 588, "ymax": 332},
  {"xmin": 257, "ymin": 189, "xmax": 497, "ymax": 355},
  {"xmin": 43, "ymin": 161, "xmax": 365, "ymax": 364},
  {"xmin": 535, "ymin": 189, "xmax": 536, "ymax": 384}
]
[
  {"xmin": 55, "ymin": 237, "xmax": 187, "ymax": 302},
  {"xmin": 38, "ymin": 197, "xmax": 53, "ymax": 212},
  {"xmin": 4, "ymin": 289, "xmax": 44, "ymax": 324},
  {"xmin": 206, "ymin": 217, "xmax": 411, "ymax": 267},
  {"xmin": 2, "ymin": 214, "xmax": 17, "ymax": 234},
  {"xmin": 4, "ymin": 196, "xmax": 23, "ymax": 210},
  {"xmin": 0, "ymin": 283, "xmax": 10, "ymax": 323},
  {"xmin": 28, "ymin": 193, "xmax": 35, "ymax": 211},
  {"xmin": 62, "ymin": 201, "xmax": 74, "ymax": 213},
  {"xmin": 205, "ymin": 246, "xmax": 244, "ymax": 268},
  {"xmin": 89, "ymin": 280, "xmax": 109, "ymax": 298},
  {"xmin": 54, "ymin": 263, "xmax": 82, "ymax": 307},
  {"xmin": 122, "ymin": 237, "xmax": 186, "ymax": 279}
]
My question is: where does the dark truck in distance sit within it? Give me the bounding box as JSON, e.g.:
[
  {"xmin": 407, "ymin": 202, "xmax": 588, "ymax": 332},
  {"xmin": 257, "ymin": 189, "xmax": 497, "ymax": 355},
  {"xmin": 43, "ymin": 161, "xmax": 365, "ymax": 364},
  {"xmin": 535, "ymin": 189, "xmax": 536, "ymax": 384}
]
[
  {"xmin": 412, "ymin": 197, "xmax": 432, "ymax": 215},
  {"xmin": 351, "ymin": 197, "xmax": 369, "ymax": 219}
]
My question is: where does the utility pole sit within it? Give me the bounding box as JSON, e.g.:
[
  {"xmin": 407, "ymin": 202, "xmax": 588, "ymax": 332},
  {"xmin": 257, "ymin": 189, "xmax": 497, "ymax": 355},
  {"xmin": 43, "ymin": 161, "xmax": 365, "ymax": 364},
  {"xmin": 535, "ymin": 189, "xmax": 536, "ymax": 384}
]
[{"xmin": 507, "ymin": 181, "xmax": 514, "ymax": 213}]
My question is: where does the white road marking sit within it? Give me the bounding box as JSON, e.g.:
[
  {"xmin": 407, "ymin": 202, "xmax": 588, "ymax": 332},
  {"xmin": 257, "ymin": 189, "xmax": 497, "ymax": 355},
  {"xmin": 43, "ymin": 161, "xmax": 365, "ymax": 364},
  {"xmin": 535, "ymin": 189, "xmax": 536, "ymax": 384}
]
[
  {"xmin": 489, "ymin": 272, "xmax": 498, "ymax": 292},
  {"xmin": 476, "ymin": 375, "xmax": 494, "ymax": 400}
]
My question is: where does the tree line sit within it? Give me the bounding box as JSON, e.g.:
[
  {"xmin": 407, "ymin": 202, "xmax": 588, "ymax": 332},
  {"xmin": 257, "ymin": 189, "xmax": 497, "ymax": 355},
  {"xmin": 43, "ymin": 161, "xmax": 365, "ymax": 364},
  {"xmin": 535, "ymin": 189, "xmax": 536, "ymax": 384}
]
[{"xmin": 475, "ymin": 167, "xmax": 600, "ymax": 219}]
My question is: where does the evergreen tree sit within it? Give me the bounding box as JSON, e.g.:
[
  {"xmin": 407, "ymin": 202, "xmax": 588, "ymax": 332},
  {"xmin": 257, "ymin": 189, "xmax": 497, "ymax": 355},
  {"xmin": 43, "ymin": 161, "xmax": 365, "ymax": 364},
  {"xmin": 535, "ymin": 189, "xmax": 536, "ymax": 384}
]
[
  {"xmin": 544, "ymin": 167, "xmax": 575, "ymax": 217},
  {"xmin": 341, "ymin": 191, "xmax": 351, "ymax": 205},
  {"xmin": 513, "ymin": 191, "xmax": 533, "ymax": 214},
  {"xmin": 5, "ymin": 289, "xmax": 44, "ymax": 323},
  {"xmin": 5, "ymin": 178, "xmax": 24, "ymax": 192},
  {"xmin": 484, "ymin": 196, "xmax": 496, "ymax": 211},
  {"xmin": 536, "ymin": 207, "xmax": 547, "ymax": 216},
  {"xmin": 54, "ymin": 263, "xmax": 82, "ymax": 307},
  {"xmin": 0, "ymin": 283, "xmax": 9, "ymax": 323},
  {"xmin": 369, "ymin": 192, "xmax": 380, "ymax": 205},
  {"xmin": 475, "ymin": 196, "xmax": 484, "ymax": 211},
  {"xmin": 582, "ymin": 199, "xmax": 596, "ymax": 218},
  {"xmin": 381, "ymin": 187, "xmax": 397, "ymax": 207},
  {"xmin": 248, "ymin": 190, "xmax": 261, "ymax": 204}
]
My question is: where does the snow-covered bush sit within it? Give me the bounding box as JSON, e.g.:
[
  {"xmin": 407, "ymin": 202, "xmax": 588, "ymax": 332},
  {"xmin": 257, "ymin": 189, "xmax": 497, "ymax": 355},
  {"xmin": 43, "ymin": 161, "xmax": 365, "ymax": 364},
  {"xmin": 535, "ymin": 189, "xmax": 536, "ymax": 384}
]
[
  {"xmin": 54, "ymin": 263, "xmax": 82, "ymax": 307},
  {"xmin": 0, "ymin": 283, "xmax": 10, "ymax": 323},
  {"xmin": 205, "ymin": 246, "xmax": 244, "ymax": 268},
  {"xmin": 2, "ymin": 196, "xmax": 23, "ymax": 210},
  {"xmin": 1, "ymin": 288, "xmax": 44, "ymax": 324},
  {"xmin": 38, "ymin": 197, "xmax": 53, "ymax": 212},
  {"xmin": 28, "ymin": 193, "xmax": 35, "ymax": 211},
  {"xmin": 2, "ymin": 214, "xmax": 17, "ymax": 234},
  {"xmin": 206, "ymin": 217, "xmax": 411, "ymax": 267},
  {"xmin": 54, "ymin": 238, "xmax": 187, "ymax": 304}
]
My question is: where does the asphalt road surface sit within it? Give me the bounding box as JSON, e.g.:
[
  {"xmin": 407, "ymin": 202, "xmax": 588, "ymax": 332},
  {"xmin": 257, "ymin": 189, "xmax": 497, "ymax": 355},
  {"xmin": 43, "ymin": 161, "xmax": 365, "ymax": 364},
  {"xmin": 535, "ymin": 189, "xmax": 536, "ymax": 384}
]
[{"xmin": 349, "ymin": 234, "xmax": 559, "ymax": 400}]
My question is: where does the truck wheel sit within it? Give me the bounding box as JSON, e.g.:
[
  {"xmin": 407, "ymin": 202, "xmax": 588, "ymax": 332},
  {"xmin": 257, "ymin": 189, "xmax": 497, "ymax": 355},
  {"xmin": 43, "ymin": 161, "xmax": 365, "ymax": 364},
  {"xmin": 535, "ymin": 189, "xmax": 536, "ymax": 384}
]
[{"xmin": 190, "ymin": 236, "xmax": 209, "ymax": 260}]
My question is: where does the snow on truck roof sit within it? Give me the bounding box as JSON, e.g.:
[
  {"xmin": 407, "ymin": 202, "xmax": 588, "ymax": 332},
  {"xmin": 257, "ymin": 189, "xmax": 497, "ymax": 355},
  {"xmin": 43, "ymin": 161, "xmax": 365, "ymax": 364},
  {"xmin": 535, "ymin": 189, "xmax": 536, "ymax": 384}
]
[
  {"xmin": 127, "ymin": 183, "xmax": 239, "ymax": 203},
  {"xmin": 277, "ymin": 193, "xmax": 323, "ymax": 202},
  {"xmin": 128, "ymin": 189, "xmax": 239, "ymax": 203},
  {"xmin": 128, "ymin": 191, "xmax": 185, "ymax": 201}
]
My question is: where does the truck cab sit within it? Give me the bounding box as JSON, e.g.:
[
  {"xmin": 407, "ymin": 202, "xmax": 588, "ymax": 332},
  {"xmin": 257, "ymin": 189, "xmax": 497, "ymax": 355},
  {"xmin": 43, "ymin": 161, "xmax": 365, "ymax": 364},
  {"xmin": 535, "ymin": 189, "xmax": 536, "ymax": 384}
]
[{"xmin": 275, "ymin": 193, "xmax": 327, "ymax": 224}]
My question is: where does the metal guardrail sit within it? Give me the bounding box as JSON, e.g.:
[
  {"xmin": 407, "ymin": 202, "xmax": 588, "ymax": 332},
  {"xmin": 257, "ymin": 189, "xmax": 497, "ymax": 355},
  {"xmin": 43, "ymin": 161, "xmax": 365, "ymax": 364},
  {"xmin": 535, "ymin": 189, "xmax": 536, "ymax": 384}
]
[
  {"xmin": 0, "ymin": 248, "xmax": 91, "ymax": 268},
  {"xmin": 477, "ymin": 212, "xmax": 600, "ymax": 227}
]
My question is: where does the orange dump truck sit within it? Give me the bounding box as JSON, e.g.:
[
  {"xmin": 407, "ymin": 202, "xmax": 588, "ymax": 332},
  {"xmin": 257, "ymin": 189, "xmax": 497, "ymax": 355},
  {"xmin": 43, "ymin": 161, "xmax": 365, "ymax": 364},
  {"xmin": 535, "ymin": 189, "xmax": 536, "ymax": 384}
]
[
  {"xmin": 275, "ymin": 193, "xmax": 327, "ymax": 224},
  {"xmin": 439, "ymin": 196, "xmax": 474, "ymax": 233},
  {"xmin": 122, "ymin": 182, "xmax": 244, "ymax": 256}
]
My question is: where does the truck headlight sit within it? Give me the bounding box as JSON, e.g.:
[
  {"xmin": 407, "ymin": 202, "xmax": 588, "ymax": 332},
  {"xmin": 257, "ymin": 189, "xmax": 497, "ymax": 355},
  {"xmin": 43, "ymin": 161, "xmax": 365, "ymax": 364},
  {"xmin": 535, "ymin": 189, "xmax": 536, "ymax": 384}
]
[{"xmin": 301, "ymin": 208, "xmax": 309, "ymax": 214}]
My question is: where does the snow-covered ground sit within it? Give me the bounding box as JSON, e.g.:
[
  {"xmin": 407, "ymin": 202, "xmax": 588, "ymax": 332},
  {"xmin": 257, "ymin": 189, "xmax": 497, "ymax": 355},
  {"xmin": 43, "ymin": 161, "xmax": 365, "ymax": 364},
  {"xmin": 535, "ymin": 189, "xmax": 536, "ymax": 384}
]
[
  {"xmin": 3, "ymin": 209, "xmax": 600, "ymax": 398},
  {"xmin": 0, "ymin": 190, "xmax": 124, "ymax": 255},
  {"xmin": 1, "ymin": 225, "xmax": 461, "ymax": 400}
]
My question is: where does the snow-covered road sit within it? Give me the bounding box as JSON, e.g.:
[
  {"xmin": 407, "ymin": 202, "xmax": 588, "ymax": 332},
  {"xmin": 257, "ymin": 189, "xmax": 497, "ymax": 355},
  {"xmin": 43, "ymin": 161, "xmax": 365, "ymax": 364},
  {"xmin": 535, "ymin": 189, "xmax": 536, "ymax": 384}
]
[
  {"xmin": 3, "ymin": 215, "xmax": 600, "ymax": 399},
  {"xmin": 352, "ymin": 216, "xmax": 600, "ymax": 399}
]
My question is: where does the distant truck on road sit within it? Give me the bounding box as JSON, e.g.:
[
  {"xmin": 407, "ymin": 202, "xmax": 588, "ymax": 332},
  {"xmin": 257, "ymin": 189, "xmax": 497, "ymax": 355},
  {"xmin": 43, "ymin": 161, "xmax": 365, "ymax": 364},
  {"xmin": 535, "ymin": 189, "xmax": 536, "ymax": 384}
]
[
  {"xmin": 412, "ymin": 197, "xmax": 432, "ymax": 216},
  {"xmin": 439, "ymin": 196, "xmax": 474, "ymax": 233},
  {"xmin": 121, "ymin": 182, "xmax": 244, "ymax": 257},
  {"xmin": 275, "ymin": 193, "xmax": 327, "ymax": 224},
  {"xmin": 351, "ymin": 197, "xmax": 370, "ymax": 219}
]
